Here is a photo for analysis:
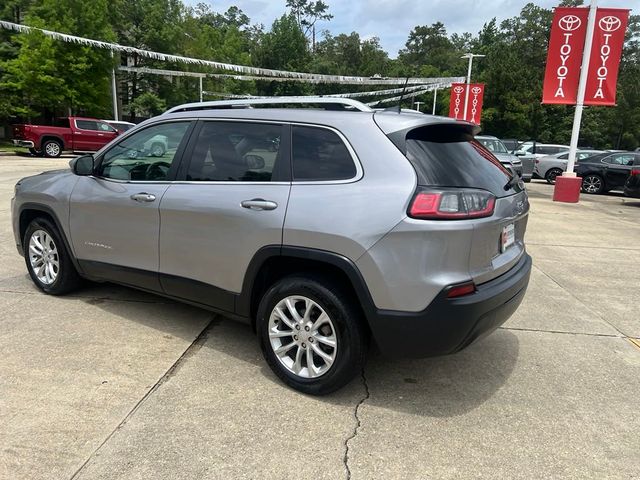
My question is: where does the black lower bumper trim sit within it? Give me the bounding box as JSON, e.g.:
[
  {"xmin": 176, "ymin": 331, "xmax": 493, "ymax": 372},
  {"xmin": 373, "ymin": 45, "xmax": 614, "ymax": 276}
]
[{"xmin": 368, "ymin": 253, "xmax": 532, "ymax": 358}]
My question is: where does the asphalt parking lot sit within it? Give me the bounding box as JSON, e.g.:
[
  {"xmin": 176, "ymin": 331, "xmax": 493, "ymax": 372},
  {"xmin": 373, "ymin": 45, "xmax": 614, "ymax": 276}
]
[{"xmin": 0, "ymin": 154, "xmax": 639, "ymax": 480}]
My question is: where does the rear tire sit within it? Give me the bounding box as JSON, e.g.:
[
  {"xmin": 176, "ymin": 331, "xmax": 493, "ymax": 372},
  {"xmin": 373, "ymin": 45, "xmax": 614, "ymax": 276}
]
[
  {"xmin": 581, "ymin": 174, "xmax": 604, "ymax": 194},
  {"xmin": 23, "ymin": 218, "xmax": 82, "ymax": 295},
  {"xmin": 257, "ymin": 275, "xmax": 367, "ymax": 395},
  {"xmin": 545, "ymin": 168, "xmax": 563, "ymax": 185},
  {"xmin": 42, "ymin": 139, "xmax": 62, "ymax": 158}
]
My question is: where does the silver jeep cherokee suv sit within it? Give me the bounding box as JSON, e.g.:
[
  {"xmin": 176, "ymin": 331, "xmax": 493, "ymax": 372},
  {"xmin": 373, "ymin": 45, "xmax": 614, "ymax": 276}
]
[{"xmin": 11, "ymin": 98, "xmax": 532, "ymax": 395}]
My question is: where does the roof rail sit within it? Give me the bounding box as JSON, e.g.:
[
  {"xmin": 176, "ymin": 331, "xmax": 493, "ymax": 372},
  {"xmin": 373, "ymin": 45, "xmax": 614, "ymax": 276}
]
[{"xmin": 164, "ymin": 96, "xmax": 374, "ymax": 114}]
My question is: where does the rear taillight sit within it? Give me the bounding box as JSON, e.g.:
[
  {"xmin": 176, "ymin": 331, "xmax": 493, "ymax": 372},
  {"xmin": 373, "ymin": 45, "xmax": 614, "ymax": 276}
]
[
  {"xmin": 631, "ymin": 168, "xmax": 640, "ymax": 176},
  {"xmin": 409, "ymin": 188, "xmax": 496, "ymax": 220}
]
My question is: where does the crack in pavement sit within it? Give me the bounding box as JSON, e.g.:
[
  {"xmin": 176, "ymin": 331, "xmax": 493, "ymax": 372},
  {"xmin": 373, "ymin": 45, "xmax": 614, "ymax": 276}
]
[
  {"xmin": 68, "ymin": 315, "xmax": 221, "ymax": 480},
  {"xmin": 343, "ymin": 368, "xmax": 370, "ymax": 480},
  {"xmin": 499, "ymin": 326, "xmax": 623, "ymax": 338}
]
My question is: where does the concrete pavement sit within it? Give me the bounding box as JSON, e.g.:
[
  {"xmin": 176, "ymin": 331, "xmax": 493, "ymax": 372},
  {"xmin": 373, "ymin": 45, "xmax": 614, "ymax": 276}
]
[{"xmin": 0, "ymin": 154, "xmax": 638, "ymax": 479}]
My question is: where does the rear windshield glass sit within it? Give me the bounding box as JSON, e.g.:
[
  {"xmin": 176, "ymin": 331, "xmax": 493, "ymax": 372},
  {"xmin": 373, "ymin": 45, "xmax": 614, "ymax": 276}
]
[{"xmin": 403, "ymin": 125, "xmax": 520, "ymax": 197}]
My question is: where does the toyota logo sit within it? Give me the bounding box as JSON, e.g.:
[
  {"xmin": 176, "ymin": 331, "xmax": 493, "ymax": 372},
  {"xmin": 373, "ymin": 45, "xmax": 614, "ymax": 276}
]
[
  {"xmin": 559, "ymin": 14, "xmax": 582, "ymax": 31},
  {"xmin": 471, "ymin": 86, "xmax": 482, "ymax": 95},
  {"xmin": 599, "ymin": 16, "xmax": 621, "ymax": 32},
  {"xmin": 453, "ymin": 86, "xmax": 464, "ymax": 94}
]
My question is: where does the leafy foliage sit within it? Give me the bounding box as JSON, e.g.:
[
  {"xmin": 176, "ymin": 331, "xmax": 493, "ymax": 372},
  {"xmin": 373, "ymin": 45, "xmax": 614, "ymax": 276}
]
[{"xmin": 0, "ymin": 0, "xmax": 638, "ymax": 149}]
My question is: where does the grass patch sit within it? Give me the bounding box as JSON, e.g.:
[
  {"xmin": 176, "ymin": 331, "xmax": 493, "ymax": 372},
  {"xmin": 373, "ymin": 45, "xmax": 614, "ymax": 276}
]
[{"xmin": 0, "ymin": 141, "xmax": 24, "ymax": 153}]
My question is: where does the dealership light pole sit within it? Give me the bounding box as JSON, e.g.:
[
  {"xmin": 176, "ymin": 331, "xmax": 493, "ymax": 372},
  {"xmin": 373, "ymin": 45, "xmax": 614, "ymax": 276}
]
[
  {"xmin": 461, "ymin": 53, "xmax": 485, "ymax": 121},
  {"xmin": 565, "ymin": 0, "xmax": 598, "ymax": 177},
  {"xmin": 110, "ymin": 52, "xmax": 118, "ymax": 120},
  {"xmin": 432, "ymin": 87, "xmax": 438, "ymax": 114}
]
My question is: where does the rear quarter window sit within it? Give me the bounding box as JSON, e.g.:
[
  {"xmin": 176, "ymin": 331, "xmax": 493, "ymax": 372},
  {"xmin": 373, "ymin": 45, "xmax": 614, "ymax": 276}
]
[{"xmin": 292, "ymin": 126, "xmax": 357, "ymax": 181}]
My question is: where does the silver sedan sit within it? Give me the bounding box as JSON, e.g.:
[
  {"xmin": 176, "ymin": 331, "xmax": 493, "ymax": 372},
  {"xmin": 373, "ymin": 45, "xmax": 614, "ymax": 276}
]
[{"xmin": 534, "ymin": 150, "xmax": 603, "ymax": 184}]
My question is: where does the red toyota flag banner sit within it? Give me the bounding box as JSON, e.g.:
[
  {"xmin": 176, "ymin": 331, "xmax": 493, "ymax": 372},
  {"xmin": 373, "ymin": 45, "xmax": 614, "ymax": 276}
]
[
  {"xmin": 542, "ymin": 7, "xmax": 589, "ymax": 104},
  {"xmin": 448, "ymin": 83, "xmax": 467, "ymax": 120},
  {"xmin": 584, "ymin": 8, "xmax": 630, "ymax": 106},
  {"xmin": 466, "ymin": 84, "xmax": 485, "ymax": 125},
  {"xmin": 448, "ymin": 83, "xmax": 485, "ymax": 124}
]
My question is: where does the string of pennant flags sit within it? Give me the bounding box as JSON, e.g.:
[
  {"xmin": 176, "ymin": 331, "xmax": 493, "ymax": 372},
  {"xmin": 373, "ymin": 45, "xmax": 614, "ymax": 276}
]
[{"xmin": 1, "ymin": 20, "xmax": 462, "ymax": 87}]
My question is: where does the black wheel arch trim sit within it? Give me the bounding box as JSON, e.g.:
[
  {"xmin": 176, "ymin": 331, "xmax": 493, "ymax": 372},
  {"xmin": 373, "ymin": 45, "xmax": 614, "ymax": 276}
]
[
  {"xmin": 237, "ymin": 245, "xmax": 379, "ymax": 321},
  {"xmin": 17, "ymin": 202, "xmax": 84, "ymax": 274}
]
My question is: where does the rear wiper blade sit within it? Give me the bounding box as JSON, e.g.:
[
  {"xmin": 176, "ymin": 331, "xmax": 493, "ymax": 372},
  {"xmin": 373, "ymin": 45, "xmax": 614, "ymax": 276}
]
[{"xmin": 504, "ymin": 175, "xmax": 520, "ymax": 191}]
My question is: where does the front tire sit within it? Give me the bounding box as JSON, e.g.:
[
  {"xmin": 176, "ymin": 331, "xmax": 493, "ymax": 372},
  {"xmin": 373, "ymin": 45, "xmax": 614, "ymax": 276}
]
[
  {"xmin": 257, "ymin": 275, "xmax": 367, "ymax": 395},
  {"xmin": 545, "ymin": 168, "xmax": 563, "ymax": 184},
  {"xmin": 581, "ymin": 174, "xmax": 604, "ymax": 194},
  {"xmin": 42, "ymin": 139, "xmax": 62, "ymax": 158},
  {"xmin": 23, "ymin": 218, "xmax": 81, "ymax": 295}
]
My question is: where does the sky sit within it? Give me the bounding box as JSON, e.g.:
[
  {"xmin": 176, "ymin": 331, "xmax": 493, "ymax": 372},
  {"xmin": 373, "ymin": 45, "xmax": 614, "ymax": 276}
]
[{"xmin": 191, "ymin": 0, "xmax": 636, "ymax": 57}]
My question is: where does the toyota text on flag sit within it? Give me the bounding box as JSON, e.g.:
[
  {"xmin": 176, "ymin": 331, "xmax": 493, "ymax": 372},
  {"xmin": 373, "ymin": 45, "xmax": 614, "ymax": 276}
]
[
  {"xmin": 542, "ymin": 7, "xmax": 589, "ymax": 104},
  {"xmin": 584, "ymin": 9, "xmax": 630, "ymax": 106}
]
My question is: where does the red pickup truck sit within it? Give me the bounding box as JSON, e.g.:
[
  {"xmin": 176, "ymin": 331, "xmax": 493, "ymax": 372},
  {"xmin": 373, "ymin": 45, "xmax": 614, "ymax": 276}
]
[{"xmin": 12, "ymin": 117, "xmax": 120, "ymax": 157}]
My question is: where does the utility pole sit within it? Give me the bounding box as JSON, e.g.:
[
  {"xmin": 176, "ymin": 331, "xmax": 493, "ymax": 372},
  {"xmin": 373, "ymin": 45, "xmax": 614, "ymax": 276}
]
[
  {"xmin": 461, "ymin": 53, "xmax": 485, "ymax": 121},
  {"xmin": 565, "ymin": 0, "xmax": 598, "ymax": 177},
  {"xmin": 110, "ymin": 51, "xmax": 118, "ymax": 120},
  {"xmin": 432, "ymin": 87, "xmax": 438, "ymax": 115}
]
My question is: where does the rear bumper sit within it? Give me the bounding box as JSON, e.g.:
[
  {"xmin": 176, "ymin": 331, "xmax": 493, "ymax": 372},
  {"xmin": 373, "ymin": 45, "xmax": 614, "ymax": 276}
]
[
  {"xmin": 367, "ymin": 253, "xmax": 532, "ymax": 358},
  {"xmin": 13, "ymin": 139, "xmax": 35, "ymax": 148}
]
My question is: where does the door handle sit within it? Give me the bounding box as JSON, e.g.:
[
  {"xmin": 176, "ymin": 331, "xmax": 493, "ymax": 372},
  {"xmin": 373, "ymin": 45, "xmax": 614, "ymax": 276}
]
[
  {"xmin": 241, "ymin": 198, "xmax": 278, "ymax": 211},
  {"xmin": 130, "ymin": 192, "xmax": 156, "ymax": 203}
]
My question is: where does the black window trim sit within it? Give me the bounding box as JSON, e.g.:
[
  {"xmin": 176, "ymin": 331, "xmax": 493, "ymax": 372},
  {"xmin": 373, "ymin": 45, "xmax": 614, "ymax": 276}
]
[
  {"xmin": 174, "ymin": 118, "xmax": 292, "ymax": 184},
  {"xmin": 92, "ymin": 119, "xmax": 197, "ymax": 184},
  {"xmin": 289, "ymin": 122, "xmax": 363, "ymax": 185}
]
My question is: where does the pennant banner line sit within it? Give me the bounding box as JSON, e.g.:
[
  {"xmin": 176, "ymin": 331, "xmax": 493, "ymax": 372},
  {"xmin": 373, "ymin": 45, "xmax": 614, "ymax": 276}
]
[
  {"xmin": 118, "ymin": 65, "xmax": 463, "ymax": 86},
  {"xmin": 2, "ymin": 20, "xmax": 463, "ymax": 85}
]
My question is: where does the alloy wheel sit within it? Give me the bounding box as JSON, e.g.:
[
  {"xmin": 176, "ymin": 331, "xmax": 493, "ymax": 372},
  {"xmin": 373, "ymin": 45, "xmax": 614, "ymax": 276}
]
[
  {"xmin": 268, "ymin": 295, "xmax": 338, "ymax": 379},
  {"xmin": 45, "ymin": 142, "xmax": 60, "ymax": 157},
  {"xmin": 28, "ymin": 229, "xmax": 59, "ymax": 285},
  {"xmin": 582, "ymin": 175, "xmax": 602, "ymax": 194}
]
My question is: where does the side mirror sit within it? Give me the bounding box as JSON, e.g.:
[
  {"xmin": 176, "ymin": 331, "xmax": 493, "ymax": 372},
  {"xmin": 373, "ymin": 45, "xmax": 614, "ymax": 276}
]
[
  {"xmin": 515, "ymin": 151, "xmax": 525, "ymax": 156},
  {"xmin": 245, "ymin": 154, "xmax": 265, "ymax": 170},
  {"xmin": 70, "ymin": 154, "xmax": 95, "ymax": 176}
]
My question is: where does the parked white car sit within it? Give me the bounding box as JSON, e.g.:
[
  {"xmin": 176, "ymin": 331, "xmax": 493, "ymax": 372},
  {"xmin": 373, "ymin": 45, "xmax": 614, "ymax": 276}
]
[
  {"xmin": 534, "ymin": 150, "xmax": 603, "ymax": 184},
  {"xmin": 515, "ymin": 143, "xmax": 570, "ymax": 158}
]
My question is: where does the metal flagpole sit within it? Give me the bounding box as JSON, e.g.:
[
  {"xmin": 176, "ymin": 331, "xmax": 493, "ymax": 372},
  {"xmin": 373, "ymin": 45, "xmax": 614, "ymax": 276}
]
[
  {"xmin": 432, "ymin": 87, "xmax": 438, "ymax": 114},
  {"xmin": 461, "ymin": 53, "xmax": 485, "ymax": 121},
  {"xmin": 110, "ymin": 52, "xmax": 118, "ymax": 120},
  {"xmin": 565, "ymin": 0, "xmax": 598, "ymax": 177}
]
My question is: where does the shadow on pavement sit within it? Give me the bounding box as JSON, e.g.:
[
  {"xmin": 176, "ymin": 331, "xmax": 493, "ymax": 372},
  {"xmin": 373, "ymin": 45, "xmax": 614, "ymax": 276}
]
[{"xmin": 73, "ymin": 281, "xmax": 519, "ymax": 418}]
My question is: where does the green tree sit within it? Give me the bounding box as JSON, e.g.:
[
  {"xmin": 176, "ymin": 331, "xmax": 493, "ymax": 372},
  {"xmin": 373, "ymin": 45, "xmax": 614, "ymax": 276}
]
[{"xmin": 0, "ymin": 0, "xmax": 116, "ymax": 119}]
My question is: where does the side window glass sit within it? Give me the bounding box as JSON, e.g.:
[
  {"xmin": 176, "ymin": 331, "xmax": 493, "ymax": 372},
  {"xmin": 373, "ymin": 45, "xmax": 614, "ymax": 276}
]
[
  {"xmin": 559, "ymin": 153, "xmax": 569, "ymax": 160},
  {"xmin": 97, "ymin": 122, "xmax": 115, "ymax": 132},
  {"xmin": 605, "ymin": 155, "xmax": 624, "ymax": 165},
  {"xmin": 187, "ymin": 122, "xmax": 283, "ymax": 182},
  {"xmin": 292, "ymin": 126, "xmax": 356, "ymax": 181},
  {"xmin": 76, "ymin": 120, "xmax": 98, "ymax": 131},
  {"xmin": 98, "ymin": 122, "xmax": 191, "ymax": 181}
]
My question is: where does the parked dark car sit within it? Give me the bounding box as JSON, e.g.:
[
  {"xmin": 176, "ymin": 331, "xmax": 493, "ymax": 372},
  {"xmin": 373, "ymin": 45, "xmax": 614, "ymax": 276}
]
[
  {"xmin": 624, "ymin": 166, "xmax": 640, "ymax": 198},
  {"xmin": 575, "ymin": 152, "xmax": 640, "ymax": 194}
]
